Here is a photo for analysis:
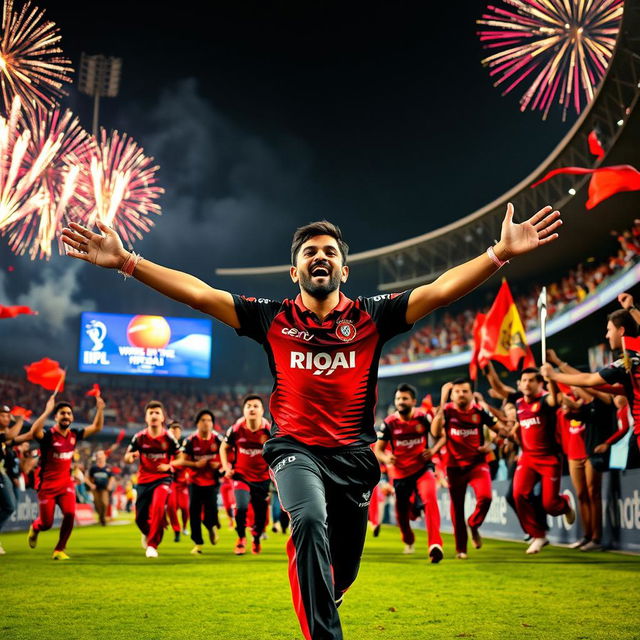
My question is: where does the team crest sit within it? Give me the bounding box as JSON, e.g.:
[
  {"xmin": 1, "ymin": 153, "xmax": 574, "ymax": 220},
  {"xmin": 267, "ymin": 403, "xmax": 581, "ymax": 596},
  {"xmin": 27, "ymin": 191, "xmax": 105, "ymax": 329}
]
[
  {"xmin": 335, "ymin": 319, "xmax": 357, "ymax": 342},
  {"xmin": 259, "ymin": 434, "xmax": 268, "ymax": 444},
  {"xmin": 472, "ymin": 414, "xmax": 480, "ymax": 424},
  {"xmin": 531, "ymin": 403, "xmax": 540, "ymax": 413},
  {"xmin": 161, "ymin": 441, "xmax": 168, "ymax": 450},
  {"xmin": 415, "ymin": 424, "xmax": 424, "ymax": 433}
]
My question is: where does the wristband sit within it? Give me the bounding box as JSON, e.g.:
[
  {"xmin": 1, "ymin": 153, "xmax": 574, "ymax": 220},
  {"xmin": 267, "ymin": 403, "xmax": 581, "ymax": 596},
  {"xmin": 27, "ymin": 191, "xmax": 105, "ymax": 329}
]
[
  {"xmin": 118, "ymin": 251, "xmax": 143, "ymax": 279},
  {"xmin": 487, "ymin": 245, "xmax": 509, "ymax": 268}
]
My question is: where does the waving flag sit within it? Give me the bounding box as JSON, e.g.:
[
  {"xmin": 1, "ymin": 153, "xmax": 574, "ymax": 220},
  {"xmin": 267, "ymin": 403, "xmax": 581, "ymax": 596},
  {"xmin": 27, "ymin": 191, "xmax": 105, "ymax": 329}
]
[
  {"xmin": 24, "ymin": 358, "xmax": 65, "ymax": 392},
  {"xmin": 0, "ymin": 305, "xmax": 37, "ymax": 318},
  {"xmin": 469, "ymin": 313, "xmax": 486, "ymax": 381}
]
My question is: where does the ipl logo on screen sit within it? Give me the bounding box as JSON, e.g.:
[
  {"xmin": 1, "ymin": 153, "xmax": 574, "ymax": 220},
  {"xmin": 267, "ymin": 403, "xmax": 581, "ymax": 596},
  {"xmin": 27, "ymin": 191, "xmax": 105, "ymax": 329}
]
[{"xmin": 86, "ymin": 320, "xmax": 107, "ymax": 351}]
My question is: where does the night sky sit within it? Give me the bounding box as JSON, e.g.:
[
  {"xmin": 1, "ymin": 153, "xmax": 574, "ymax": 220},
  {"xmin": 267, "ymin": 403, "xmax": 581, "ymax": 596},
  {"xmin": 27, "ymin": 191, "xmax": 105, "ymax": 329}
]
[{"xmin": 0, "ymin": 1, "xmax": 577, "ymax": 383}]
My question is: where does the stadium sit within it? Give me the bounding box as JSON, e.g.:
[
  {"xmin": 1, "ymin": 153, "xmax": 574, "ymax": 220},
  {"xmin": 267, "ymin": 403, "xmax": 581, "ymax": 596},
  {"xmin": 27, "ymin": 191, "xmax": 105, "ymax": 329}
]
[{"xmin": 1, "ymin": 1, "xmax": 639, "ymax": 639}]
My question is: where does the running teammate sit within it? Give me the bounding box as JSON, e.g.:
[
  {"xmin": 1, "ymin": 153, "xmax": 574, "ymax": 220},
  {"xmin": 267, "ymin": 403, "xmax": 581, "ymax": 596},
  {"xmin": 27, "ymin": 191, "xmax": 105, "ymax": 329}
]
[
  {"xmin": 375, "ymin": 383, "xmax": 444, "ymax": 562},
  {"xmin": 27, "ymin": 394, "xmax": 105, "ymax": 559},
  {"xmin": 123, "ymin": 400, "xmax": 180, "ymax": 558},
  {"xmin": 220, "ymin": 396, "xmax": 271, "ymax": 555},
  {"xmin": 432, "ymin": 379, "xmax": 505, "ymax": 558},
  {"xmin": 175, "ymin": 409, "xmax": 222, "ymax": 554},
  {"xmin": 167, "ymin": 421, "xmax": 190, "ymax": 542},
  {"xmin": 508, "ymin": 368, "xmax": 575, "ymax": 554},
  {"xmin": 62, "ymin": 202, "xmax": 561, "ymax": 639},
  {"xmin": 87, "ymin": 450, "xmax": 115, "ymax": 526}
]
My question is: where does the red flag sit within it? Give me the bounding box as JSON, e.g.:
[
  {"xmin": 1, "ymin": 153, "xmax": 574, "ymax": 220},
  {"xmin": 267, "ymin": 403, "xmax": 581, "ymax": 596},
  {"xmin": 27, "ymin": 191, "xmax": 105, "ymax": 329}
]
[
  {"xmin": 115, "ymin": 428, "xmax": 126, "ymax": 445},
  {"xmin": 531, "ymin": 164, "xmax": 640, "ymax": 209},
  {"xmin": 622, "ymin": 335, "xmax": 640, "ymax": 353},
  {"xmin": 420, "ymin": 394, "xmax": 434, "ymax": 414},
  {"xmin": 86, "ymin": 383, "xmax": 102, "ymax": 397},
  {"xmin": 588, "ymin": 130, "xmax": 605, "ymax": 159},
  {"xmin": 10, "ymin": 406, "xmax": 33, "ymax": 418},
  {"xmin": 24, "ymin": 358, "xmax": 65, "ymax": 392},
  {"xmin": 0, "ymin": 305, "xmax": 37, "ymax": 319},
  {"xmin": 556, "ymin": 381, "xmax": 573, "ymax": 395},
  {"xmin": 478, "ymin": 281, "xmax": 535, "ymax": 372},
  {"xmin": 469, "ymin": 312, "xmax": 486, "ymax": 381}
]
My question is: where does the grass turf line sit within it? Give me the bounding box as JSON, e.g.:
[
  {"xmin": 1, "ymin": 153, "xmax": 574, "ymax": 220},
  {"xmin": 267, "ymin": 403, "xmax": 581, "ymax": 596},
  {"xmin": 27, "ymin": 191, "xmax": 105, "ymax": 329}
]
[{"xmin": 1, "ymin": 520, "xmax": 638, "ymax": 640}]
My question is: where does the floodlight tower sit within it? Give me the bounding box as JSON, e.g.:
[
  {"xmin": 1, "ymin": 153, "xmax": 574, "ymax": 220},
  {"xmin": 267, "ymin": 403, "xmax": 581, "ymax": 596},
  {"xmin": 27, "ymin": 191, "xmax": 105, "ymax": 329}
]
[{"xmin": 77, "ymin": 53, "xmax": 122, "ymax": 137}]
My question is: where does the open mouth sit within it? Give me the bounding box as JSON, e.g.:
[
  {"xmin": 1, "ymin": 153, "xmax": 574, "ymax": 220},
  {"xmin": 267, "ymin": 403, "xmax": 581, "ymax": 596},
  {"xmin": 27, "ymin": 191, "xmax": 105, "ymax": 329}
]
[{"xmin": 311, "ymin": 265, "xmax": 330, "ymax": 277}]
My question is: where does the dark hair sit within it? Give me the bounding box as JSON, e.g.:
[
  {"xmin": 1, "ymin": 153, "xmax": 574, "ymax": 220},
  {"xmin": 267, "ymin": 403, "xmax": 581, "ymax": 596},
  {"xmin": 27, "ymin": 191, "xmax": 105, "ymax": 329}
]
[
  {"xmin": 167, "ymin": 421, "xmax": 182, "ymax": 430},
  {"xmin": 452, "ymin": 378, "xmax": 472, "ymax": 388},
  {"xmin": 395, "ymin": 383, "xmax": 417, "ymax": 399},
  {"xmin": 194, "ymin": 409, "xmax": 215, "ymax": 425},
  {"xmin": 53, "ymin": 401, "xmax": 72, "ymax": 416},
  {"xmin": 518, "ymin": 367, "xmax": 544, "ymax": 383},
  {"xmin": 290, "ymin": 220, "xmax": 349, "ymax": 266},
  {"xmin": 144, "ymin": 400, "xmax": 165, "ymax": 414},
  {"xmin": 608, "ymin": 309, "xmax": 639, "ymax": 337},
  {"xmin": 242, "ymin": 394, "xmax": 264, "ymax": 408}
]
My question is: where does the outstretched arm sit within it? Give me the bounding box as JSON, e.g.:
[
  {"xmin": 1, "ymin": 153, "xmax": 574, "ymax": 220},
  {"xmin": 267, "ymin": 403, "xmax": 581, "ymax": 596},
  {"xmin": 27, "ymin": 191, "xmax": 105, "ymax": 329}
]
[
  {"xmin": 30, "ymin": 395, "xmax": 56, "ymax": 441},
  {"xmin": 406, "ymin": 203, "xmax": 561, "ymax": 323},
  {"xmin": 62, "ymin": 221, "xmax": 240, "ymax": 328},
  {"xmin": 540, "ymin": 363, "xmax": 606, "ymax": 389},
  {"xmin": 83, "ymin": 396, "xmax": 105, "ymax": 438}
]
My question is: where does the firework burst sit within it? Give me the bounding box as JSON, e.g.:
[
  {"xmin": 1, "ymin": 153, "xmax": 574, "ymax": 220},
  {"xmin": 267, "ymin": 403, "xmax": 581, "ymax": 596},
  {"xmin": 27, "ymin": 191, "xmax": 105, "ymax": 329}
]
[
  {"xmin": 0, "ymin": 0, "xmax": 73, "ymax": 114},
  {"xmin": 477, "ymin": 0, "xmax": 624, "ymax": 119},
  {"xmin": 71, "ymin": 129, "xmax": 164, "ymax": 247},
  {"xmin": 4, "ymin": 105, "xmax": 89, "ymax": 258}
]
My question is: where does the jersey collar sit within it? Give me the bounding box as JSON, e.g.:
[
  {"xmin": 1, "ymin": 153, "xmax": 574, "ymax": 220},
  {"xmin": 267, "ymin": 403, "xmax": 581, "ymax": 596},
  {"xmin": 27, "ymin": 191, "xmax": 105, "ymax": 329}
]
[{"xmin": 293, "ymin": 291, "xmax": 352, "ymax": 318}]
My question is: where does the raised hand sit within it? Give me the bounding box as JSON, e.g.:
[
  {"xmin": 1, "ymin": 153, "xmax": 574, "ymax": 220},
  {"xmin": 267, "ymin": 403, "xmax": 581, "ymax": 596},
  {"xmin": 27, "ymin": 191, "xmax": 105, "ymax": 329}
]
[
  {"xmin": 495, "ymin": 203, "xmax": 562, "ymax": 261},
  {"xmin": 61, "ymin": 221, "xmax": 129, "ymax": 269},
  {"xmin": 618, "ymin": 292, "xmax": 634, "ymax": 310}
]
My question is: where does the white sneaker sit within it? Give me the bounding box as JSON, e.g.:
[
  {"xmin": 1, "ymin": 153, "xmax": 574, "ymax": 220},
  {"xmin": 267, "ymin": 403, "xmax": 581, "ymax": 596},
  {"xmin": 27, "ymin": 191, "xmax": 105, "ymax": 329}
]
[
  {"xmin": 569, "ymin": 537, "xmax": 590, "ymax": 549},
  {"xmin": 145, "ymin": 546, "xmax": 158, "ymax": 558},
  {"xmin": 526, "ymin": 537, "xmax": 549, "ymax": 554},
  {"xmin": 456, "ymin": 552, "xmax": 468, "ymax": 559},
  {"xmin": 403, "ymin": 544, "xmax": 415, "ymax": 554},
  {"xmin": 0, "ymin": 543, "xmax": 5, "ymax": 555},
  {"xmin": 141, "ymin": 534, "xmax": 148, "ymax": 550},
  {"xmin": 580, "ymin": 540, "xmax": 603, "ymax": 552}
]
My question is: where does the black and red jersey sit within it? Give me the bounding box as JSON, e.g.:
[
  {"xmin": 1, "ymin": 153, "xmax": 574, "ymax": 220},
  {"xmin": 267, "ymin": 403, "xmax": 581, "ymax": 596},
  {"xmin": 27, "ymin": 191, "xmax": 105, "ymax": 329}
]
[
  {"xmin": 599, "ymin": 352, "xmax": 640, "ymax": 434},
  {"xmin": 128, "ymin": 428, "xmax": 180, "ymax": 484},
  {"xmin": 171, "ymin": 436, "xmax": 190, "ymax": 484},
  {"xmin": 443, "ymin": 402, "xmax": 496, "ymax": 467},
  {"xmin": 182, "ymin": 433, "xmax": 222, "ymax": 486},
  {"xmin": 516, "ymin": 395, "xmax": 560, "ymax": 459},
  {"xmin": 224, "ymin": 418, "xmax": 271, "ymax": 482},
  {"xmin": 233, "ymin": 291, "xmax": 413, "ymax": 448},
  {"xmin": 36, "ymin": 426, "xmax": 85, "ymax": 494},
  {"xmin": 378, "ymin": 408, "xmax": 432, "ymax": 479}
]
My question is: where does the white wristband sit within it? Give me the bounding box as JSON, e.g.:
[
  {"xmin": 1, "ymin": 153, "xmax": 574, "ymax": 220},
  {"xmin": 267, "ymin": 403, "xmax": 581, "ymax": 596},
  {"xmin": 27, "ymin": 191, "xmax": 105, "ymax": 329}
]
[{"xmin": 487, "ymin": 245, "xmax": 509, "ymax": 268}]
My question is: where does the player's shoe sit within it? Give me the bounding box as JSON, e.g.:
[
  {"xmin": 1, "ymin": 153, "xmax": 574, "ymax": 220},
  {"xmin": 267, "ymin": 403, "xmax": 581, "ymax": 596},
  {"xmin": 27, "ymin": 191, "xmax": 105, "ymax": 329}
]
[
  {"xmin": 403, "ymin": 544, "xmax": 415, "ymax": 554},
  {"xmin": 564, "ymin": 507, "xmax": 576, "ymax": 526},
  {"xmin": 174, "ymin": 531, "xmax": 181, "ymax": 543},
  {"xmin": 335, "ymin": 595, "xmax": 344, "ymax": 609},
  {"xmin": 234, "ymin": 537, "xmax": 246, "ymax": 555},
  {"xmin": 208, "ymin": 527, "xmax": 219, "ymax": 545},
  {"xmin": 469, "ymin": 525, "xmax": 482, "ymax": 549},
  {"xmin": 428, "ymin": 544, "xmax": 444, "ymax": 564},
  {"xmin": 580, "ymin": 540, "xmax": 604, "ymax": 552},
  {"xmin": 525, "ymin": 537, "xmax": 549, "ymax": 554},
  {"xmin": 0, "ymin": 543, "xmax": 5, "ymax": 555},
  {"xmin": 183, "ymin": 528, "xmax": 189, "ymax": 536},
  {"xmin": 27, "ymin": 526, "xmax": 38, "ymax": 549},
  {"xmin": 569, "ymin": 537, "xmax": 590, "ymax": 549},
  {"xmin": 141, "ymin": 534, "xmax": 148, "ymax": 550},
  {"xmin": 456, "ymin": 552, "xmax": 468, "ymax": 559},
  {"xmin": 251, "ymin": 537, "xmax": 262, "ymax": 555},
  {"xmin": 52, "ymin": 550, "xmax": 70, "ymax": 560},
  {"xmin": 145, "ymin": 546, "xmax": 159, "ymax": 558},
  {"xmin": 190, "ymin": 545, "xmax": 203, "ymax": 555},
  {"xmin": 372, "ymin": 524, "xmax": 381, "ymax": 538}
]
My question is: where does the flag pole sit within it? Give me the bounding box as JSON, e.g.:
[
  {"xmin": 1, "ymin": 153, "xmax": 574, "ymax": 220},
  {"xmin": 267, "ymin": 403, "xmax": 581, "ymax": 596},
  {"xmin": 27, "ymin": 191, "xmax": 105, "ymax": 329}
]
[{"xmin": 537, "ymin": 287, "xmax": 548, "ymax": 365}]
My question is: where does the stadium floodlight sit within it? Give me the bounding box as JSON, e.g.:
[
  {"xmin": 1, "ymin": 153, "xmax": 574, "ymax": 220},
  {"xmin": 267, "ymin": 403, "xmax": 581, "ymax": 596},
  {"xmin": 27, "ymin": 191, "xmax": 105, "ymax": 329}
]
[{"xmin": 77, "ymin": 53, "xmax": 122, "ymax": 136}]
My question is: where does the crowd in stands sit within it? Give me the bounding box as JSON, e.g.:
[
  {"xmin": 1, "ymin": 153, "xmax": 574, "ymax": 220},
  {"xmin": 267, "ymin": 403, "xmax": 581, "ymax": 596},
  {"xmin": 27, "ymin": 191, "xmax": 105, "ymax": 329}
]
[{"xmin": 380, "ymin": 220, "xmax": 640, "ymax": 365}]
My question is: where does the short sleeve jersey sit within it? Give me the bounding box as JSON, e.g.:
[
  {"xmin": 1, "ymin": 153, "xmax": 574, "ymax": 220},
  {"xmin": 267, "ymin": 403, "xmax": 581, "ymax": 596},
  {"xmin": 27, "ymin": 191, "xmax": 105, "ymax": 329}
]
[
  {"xmin": 515, "ymin": 395, "xmax": 560, "ymax": 458},
  {"xmin": 182, "ymin": 433, "xmax": 222, "ymax": 486},
  {"xmin": 171, "ymin": 437, "xmax": 190, "ymax": 485},
  {"xmin": 224, "ymin": 418, "xmax": 271, "ymax": 483},
  {"xmin": 128, "ymin": 429, "xmax": 179, "ymax": 484},
  {"xmin": 599, "ymin": 353, "xmax": 640, "ymax": 432},
  {"xmin": 443, "ymin": 402, "xmax": 497, "ymax": 467},
  {"xmin": 378, "ymin": 408, "xmax": 432, "ymax": 479},
  {"xmin": 557, "ymin": 408, "xmax": 587, "ymax": 460},
  {"xmin": 233, "ymin": 291, "xmax": 413, "ymax": 448},
  {"xmin": 89, "ymin": 463, "xmax": 113, "ymax": 490},
  {"xmin": 37, "ymin": 426, "xmax": 85, "ymax": 493}
]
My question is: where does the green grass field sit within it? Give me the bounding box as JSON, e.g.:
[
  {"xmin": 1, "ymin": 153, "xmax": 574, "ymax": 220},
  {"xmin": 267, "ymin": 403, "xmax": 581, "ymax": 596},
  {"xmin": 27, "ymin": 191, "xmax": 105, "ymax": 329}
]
[{"xmin": 2, "ymin": 517, "xmax": 639, "ymax": 640}]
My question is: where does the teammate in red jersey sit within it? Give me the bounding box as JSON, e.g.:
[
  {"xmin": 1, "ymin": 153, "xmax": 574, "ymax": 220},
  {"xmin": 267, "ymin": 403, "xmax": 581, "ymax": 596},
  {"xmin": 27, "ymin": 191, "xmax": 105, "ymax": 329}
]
[
  {"xmin": 27, "ymin": 394, "xmax": 105, "ymax": 559},
  {"xmin": 124, "ymin": 400, "xmax": 180, "ymax": 558},
  {"xmin": 63, "ymin": 203, "xmax": 560, "ymax": 639},
  {"xmin": 374, "ymin": 383, "xmax": 444, "ymax": 562},
  {"xmin": 432, "ymin": 379, "xmax": 505, "ymax": 558},
  {"xmin": 507, "ymin": 368, "xmax": 575, "ymax": 554},
  {"xmin": 167, "ymin": 421, "xmax": 190, "ymax": 542},
  {"xmin": 174, "ymin": 409, "xmax": 222, "ymax": 554},
  {"xmin": 220, "ymin": 395, "xmax": 271, "ymax": 555}
]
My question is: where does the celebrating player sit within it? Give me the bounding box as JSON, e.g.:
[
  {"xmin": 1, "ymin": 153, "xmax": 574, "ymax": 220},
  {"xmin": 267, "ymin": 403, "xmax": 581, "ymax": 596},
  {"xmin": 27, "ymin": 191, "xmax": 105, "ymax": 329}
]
[
  {"xmin": 124, "ymin": 400, "xmax": 180, "ymax": 558},
  {"xmin": 432, "ymin": 379, "xmax": 505, "ymax": 558},
  {"xmin": 220, "ymin": 396, "xmax": 271, "ymax": 555},
  {"xmin": 375, "ymin": 383, "xmax": 444, "ymax": 562},
  {"xmin": 62, "ymin": 201, "xmax": 561, "ymax": 639},
  {"xmin": 27, "ymin": 395, "xmax": 105, "ymax": 559},
  {"xmin": 167, "ymin": 421, "xmax": 190, "ymax": 542},
  {"xmin": 507, "ymin": 369, "xmax": 575, "ymax": 554},
  {"xmin": 174, "ymin": 409, "xmax": 222, "ymax": 554}
]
